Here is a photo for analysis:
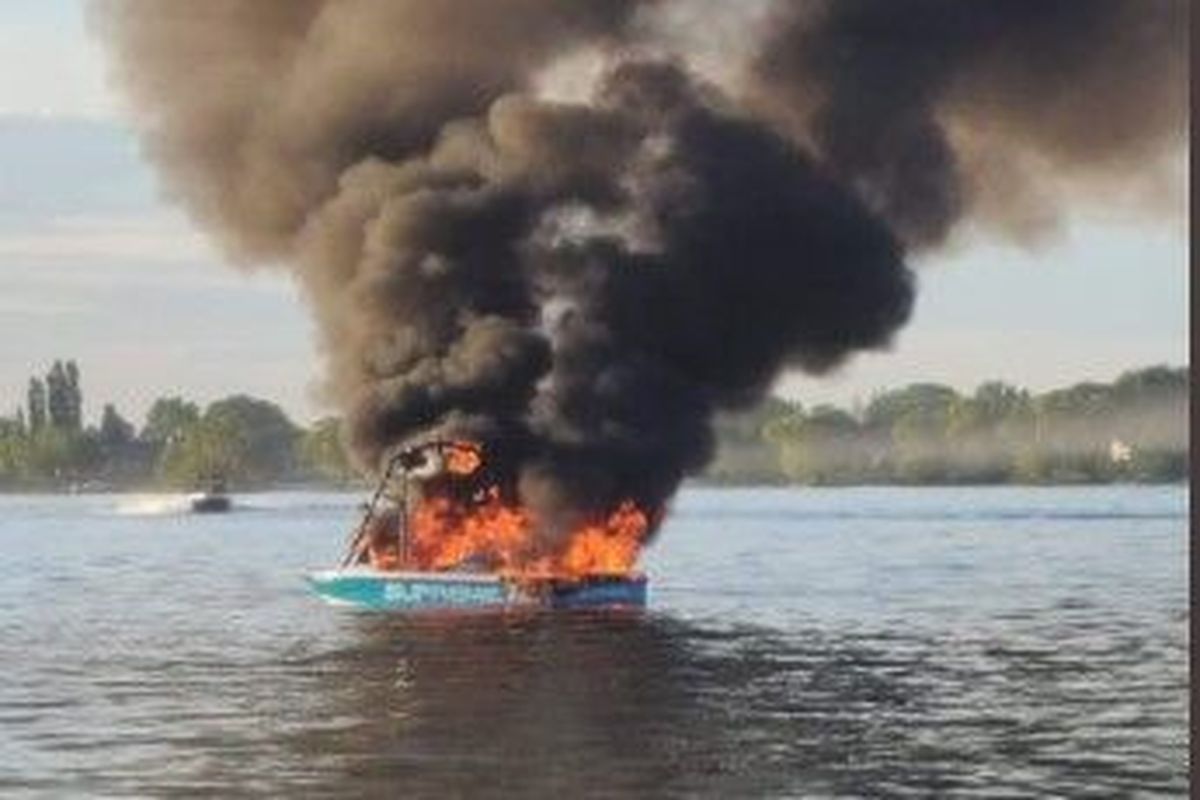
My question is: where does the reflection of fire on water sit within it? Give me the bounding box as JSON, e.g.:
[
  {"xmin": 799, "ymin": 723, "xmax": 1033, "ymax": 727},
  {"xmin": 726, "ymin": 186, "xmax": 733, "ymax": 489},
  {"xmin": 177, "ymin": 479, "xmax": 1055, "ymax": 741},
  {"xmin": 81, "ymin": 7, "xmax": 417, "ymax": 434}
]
[{"xmin": 349, "ymin": 441, "xmax": 651, "ymax": 582}]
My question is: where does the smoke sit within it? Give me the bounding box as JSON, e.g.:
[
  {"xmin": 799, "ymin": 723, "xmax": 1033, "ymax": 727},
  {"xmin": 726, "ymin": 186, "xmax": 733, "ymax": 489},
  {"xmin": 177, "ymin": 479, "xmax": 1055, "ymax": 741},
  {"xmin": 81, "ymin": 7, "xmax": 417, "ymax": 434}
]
[
  {"xmin": 91, "ymin": 1, "xmax": 1184, "ymax": 538},
  {"xmin": 750, "ymin": 0, "xmax": 1188, "ymax": 248}
]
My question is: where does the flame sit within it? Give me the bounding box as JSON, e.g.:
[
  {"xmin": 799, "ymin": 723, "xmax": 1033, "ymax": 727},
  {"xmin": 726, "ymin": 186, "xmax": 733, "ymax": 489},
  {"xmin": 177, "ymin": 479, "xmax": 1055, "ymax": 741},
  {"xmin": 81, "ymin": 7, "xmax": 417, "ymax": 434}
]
[
  {"xmin": 367, "ymin": 440, "xmax": 653, "ymax": 579},
  {"xmin": 409, "ymin": 487, "xmax": 532, "ymax": 572},
  {"xmin": 404, "ymin": 491, "xmax": 650, "ymax": 580},
  {"xmin": 443, "ymin": 442, "xmax": 483, "ymax": 476},
  {"xmin": 558, "ymin": 502, "xmax": 647, "ymax": 576}
]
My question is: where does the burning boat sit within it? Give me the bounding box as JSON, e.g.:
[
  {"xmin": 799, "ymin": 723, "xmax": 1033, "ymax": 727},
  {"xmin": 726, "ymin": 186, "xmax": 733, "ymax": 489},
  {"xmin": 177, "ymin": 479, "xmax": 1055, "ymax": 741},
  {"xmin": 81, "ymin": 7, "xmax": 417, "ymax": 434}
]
[{"xmin": 308, "ymin": 440, "xmax": 649, "ymax": 611}]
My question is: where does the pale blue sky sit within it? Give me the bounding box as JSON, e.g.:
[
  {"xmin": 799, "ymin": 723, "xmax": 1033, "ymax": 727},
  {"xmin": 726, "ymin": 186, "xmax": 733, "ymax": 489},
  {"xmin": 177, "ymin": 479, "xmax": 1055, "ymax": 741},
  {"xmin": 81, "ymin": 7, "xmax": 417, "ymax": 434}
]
[{"xmin": 0, "ymin": 1, "xmax": 1188, "ymax": 426}]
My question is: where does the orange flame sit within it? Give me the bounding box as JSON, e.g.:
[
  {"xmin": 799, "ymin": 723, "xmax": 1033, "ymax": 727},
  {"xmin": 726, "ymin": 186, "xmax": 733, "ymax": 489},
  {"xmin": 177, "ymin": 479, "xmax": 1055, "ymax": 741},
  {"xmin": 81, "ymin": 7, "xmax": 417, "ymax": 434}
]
[
  {"xmin": 409, "ymin": 487, "xmax": 532, "ymax": 572},
  {"xmin": 443, "ymin": 442, "xmax": 483, "ymax": 476},
  {"xmin": 367, "ymin": 440, "xmax": 652, "ymax": 579},
  {"xmin": 404, "ymin": 491, "xmax": 650, "ymax": 580},
  {"xmin": 558, "ymin": 502, "xmax": 647, "ymax": 576}
]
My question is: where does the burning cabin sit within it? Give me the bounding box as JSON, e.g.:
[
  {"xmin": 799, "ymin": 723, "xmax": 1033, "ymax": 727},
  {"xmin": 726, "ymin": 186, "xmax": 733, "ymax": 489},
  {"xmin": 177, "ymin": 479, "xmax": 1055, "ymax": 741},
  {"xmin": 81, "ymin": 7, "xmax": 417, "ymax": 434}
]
[{"xmin": 307, "ymin": 440, "xmax": 648, "ymax": 611}]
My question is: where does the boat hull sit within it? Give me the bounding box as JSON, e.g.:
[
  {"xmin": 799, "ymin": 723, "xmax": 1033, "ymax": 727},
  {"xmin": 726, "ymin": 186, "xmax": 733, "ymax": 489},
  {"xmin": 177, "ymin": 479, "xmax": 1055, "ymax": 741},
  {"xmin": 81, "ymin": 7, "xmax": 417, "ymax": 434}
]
[
  {"xmin": 189, "ymin": 495, "xmax": 231, "ymax": 513},
  {"xmin": 544, "ymin": 575, "xmax": 649, "ymax": 609},
  {"xmin": 307, "ymin": 569, "xmax": 647, "ymax": 611}
]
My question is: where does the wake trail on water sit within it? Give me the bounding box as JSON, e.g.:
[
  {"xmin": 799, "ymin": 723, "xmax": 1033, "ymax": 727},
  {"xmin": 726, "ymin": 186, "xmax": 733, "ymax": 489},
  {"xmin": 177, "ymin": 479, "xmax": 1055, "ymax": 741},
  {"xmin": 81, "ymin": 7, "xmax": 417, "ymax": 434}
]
[
  {"xmin": 112, "ymin": 493, "xmax": 362, "ymax": 517},
  {"xmin": 113, "ymin": 494, "xmax": 192, "ymax": 517}
]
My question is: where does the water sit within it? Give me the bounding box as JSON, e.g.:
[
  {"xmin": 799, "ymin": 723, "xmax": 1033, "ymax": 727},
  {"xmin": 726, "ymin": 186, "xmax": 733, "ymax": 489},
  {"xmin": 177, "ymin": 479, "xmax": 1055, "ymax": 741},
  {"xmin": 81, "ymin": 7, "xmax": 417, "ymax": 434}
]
[{"xmin": 0, "ymin": 486, "xmax": 1187, "ymax": 798}]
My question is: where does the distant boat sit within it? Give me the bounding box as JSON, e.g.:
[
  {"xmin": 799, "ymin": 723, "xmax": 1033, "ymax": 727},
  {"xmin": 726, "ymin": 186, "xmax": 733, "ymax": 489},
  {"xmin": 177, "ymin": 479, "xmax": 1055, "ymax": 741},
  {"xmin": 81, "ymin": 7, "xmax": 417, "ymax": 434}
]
[{"xmin": 189, "ymin": 480, "xmax": 232, "ymax": 514}]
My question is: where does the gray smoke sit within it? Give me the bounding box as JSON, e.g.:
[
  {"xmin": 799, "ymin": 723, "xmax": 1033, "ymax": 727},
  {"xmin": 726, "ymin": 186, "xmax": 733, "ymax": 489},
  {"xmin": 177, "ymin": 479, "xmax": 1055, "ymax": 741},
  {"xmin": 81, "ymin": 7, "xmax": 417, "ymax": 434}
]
[{"xmin": 91, "ymin": 1, "xmax": 1183, "ymax": 539}]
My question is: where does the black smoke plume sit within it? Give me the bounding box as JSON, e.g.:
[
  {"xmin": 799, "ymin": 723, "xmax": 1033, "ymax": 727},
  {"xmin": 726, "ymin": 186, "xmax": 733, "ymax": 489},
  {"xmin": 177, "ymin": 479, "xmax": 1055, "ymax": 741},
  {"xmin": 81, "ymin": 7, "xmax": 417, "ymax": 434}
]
[
  {"xmin": 751, "ymin": 0, "xmax": 1188, "ymax": 248},
  {"xmin": 91, "ymin": 1, "xmax": 1183, "ymax": 541}
]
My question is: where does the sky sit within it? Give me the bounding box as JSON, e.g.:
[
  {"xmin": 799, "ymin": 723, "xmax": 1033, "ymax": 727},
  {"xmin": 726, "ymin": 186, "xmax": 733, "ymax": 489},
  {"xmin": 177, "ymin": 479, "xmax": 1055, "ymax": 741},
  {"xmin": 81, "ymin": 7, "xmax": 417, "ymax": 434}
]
[{"xmin": 0, "ymin": 0, "xmax": 1188, "ymax": 427}]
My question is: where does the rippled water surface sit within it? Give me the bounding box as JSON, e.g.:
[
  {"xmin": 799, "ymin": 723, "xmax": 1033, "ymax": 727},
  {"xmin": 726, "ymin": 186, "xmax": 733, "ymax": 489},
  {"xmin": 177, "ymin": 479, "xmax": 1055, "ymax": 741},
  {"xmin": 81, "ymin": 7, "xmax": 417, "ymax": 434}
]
[{"xmin": 0, "ymin": 486, "xmax": 1187, "ymax": 797}]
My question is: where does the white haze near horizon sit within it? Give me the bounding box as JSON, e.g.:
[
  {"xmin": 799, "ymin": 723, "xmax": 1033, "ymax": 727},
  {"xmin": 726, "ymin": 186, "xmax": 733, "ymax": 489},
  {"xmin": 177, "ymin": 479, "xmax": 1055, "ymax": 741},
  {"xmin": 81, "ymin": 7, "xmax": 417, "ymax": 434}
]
[{"xmin": 0, "ymin": 0, "xmax": 1187, "ymax": 428}]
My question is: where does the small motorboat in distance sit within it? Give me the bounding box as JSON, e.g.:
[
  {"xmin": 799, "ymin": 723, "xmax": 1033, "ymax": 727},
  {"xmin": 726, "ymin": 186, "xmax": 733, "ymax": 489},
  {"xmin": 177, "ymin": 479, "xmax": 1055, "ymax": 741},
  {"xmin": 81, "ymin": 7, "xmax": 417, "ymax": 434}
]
[{"xmin": 189, "ymin": 479, "xmax": 232, "ymax": 514}]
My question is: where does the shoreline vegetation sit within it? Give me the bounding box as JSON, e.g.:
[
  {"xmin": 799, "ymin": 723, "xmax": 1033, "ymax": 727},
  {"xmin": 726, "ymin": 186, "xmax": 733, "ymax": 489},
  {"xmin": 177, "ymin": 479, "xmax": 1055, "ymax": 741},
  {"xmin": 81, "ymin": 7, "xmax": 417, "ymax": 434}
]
[{"xmin": 0, "ymin": 361, "xmax": 1186, "ymax": 493}]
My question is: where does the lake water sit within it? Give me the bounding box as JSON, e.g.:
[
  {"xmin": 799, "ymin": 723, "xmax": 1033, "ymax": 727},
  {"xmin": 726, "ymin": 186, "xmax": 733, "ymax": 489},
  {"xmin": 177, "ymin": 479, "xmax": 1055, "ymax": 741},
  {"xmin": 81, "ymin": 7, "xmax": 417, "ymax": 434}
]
[{"xmin": 0, "ymin": 486, "xmax": 1187, "ymax": 798}]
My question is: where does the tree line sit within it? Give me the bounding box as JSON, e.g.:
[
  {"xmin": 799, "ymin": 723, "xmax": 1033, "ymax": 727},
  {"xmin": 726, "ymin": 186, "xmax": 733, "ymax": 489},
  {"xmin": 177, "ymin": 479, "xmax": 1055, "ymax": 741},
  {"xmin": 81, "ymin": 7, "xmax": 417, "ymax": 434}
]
[
  {"xmin": 708, "ymin": 365, "xmax": 1188, "ymax": 485},
  {"xmin": 0, "ymin": 361, "xmax": 356, "ymax": 490},
  {"xmin": 0, "ymin": 361, "xmax": 1187, "ymax": 491}
]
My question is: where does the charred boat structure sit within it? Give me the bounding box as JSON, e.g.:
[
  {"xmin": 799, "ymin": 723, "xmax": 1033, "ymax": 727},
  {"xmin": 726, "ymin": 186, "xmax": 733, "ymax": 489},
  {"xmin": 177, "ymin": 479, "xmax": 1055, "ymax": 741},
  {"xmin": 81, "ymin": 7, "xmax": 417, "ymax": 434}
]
[{"xmin": 308, "ymin": 441, "xmax": 648, "ymax": 611}]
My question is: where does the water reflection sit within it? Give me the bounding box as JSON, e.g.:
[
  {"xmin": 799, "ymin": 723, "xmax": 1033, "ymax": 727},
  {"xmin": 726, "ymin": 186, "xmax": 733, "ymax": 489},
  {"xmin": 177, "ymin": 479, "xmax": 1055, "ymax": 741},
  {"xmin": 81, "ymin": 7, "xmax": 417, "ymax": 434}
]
[
  {"xmin": 278, "ymin": 612, "xmax": 745, "ymax": 797},
  {"xmin": 267, "ymin": 612, "xmax": 935, "ymax": 798},
  {"xmin": 4, "ymin": 604, "xmax": 1186, "ymax": 797},
  {"xmin": 259, "ymin": 610, "xmax": 1185, "ymax": 798}
]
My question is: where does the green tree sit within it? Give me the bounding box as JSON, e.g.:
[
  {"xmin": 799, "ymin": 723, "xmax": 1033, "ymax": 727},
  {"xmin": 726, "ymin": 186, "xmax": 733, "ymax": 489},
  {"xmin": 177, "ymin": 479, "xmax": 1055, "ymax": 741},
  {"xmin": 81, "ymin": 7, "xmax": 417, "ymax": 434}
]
[
  {"xmin": 99, "ymin": 404, "xmax": 135, "ymax": 448},
  {"xmin": 297, "ymin": 417, "xmax": 358, "ymax": 483},
  {"xmin": 1127, "ymin": 448, "xmax": 1187, "ymax": 482},
  {"xmin": 15, "ymin": 363, "xmax": 93, "ymax": 484},
  {"xmin": 1036, "ymin": 382, "xmax": 1116, "ymax": 482},
  {"xmin": 45, "ymin": 362, "xmax": 71, "ymax": 430},
  {"xmin": 0, "ymin": 416, "xmax": 27, "ymax": 484},
  {"xmin": 64, "ymin": 361, "xmax": 83, "ymax": 432},
  {"xmin": 861, "ymin": 384, "xmax": 959, "ymax": 482},
  {"xmin": 141, "ymin": 397, "xmax": 201, "ymax": 445},
  {"xmin": 92, "ymin": 404, "xmax": 155, "ymax": 485},
  {"xmin": 1108, "ymin": 365, "xmax": 1187, "ymax": 454},
  {"xmin": 203, "ymin": 395, "xmax": 299, "ymax": 484},
  {"xmin": 944, "ymin": 382, "xmax": 1034, "ymax": 481},
  {"xmin": 1111, "ymin": 365, "xmax": 1187, "ymax": 403},
  {"xmin": 159, "ymin": 414, "xmax": 250, "ymax": 487},
  {"xmin": 864, "ymin": 383, "xmax": 959, "ymax": 430},
  {"xmin": 27, "ymin": 378, "xmax": 46, "ymax": 432},
  {"xmin": 967, "ymin": 382, "xmax": 1029, "ymax": 426},
  {"xmin": 767, "ymin": 404, "xmax": 864, "ymax": 484},
  {"xmin": 24, "ymin": 425, "xmax": 95, "ymax": 484}
]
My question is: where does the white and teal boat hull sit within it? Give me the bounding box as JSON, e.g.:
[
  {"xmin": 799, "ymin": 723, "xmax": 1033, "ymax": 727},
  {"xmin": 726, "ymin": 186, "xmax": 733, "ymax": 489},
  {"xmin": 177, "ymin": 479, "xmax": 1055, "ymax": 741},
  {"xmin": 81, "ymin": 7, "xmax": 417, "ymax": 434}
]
[{"xmin": 307, "ymin": 568, "xmax": 647, "ymax": 611}]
